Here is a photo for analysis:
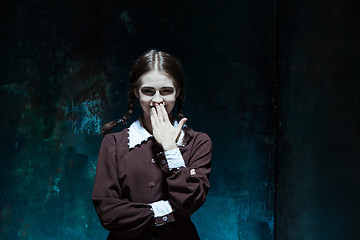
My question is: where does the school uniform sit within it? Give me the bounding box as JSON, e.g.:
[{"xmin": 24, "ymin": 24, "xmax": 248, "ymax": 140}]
[{"xmin": 92, "ymin": 120, "xmax": 212, "ymax": 240}]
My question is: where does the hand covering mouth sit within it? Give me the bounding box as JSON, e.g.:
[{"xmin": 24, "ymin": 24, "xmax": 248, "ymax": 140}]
[{"xmin": 150, "ymin": 104, "xmax": 165, "ymax": 108}]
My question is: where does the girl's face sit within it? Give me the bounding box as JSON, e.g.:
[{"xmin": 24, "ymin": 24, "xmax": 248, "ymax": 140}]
[{"xmin": 136, "ymin": 70, "xmax": 178, "ymax": 118}]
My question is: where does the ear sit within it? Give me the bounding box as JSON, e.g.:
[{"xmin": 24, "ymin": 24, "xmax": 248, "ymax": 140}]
[
  {"xmin": 134, "ymin": 88, "xmax": 139, "ymax": 98},
  {"xmin": 175, "ymin": 88, "xmax": 180, "ymax": 98}
]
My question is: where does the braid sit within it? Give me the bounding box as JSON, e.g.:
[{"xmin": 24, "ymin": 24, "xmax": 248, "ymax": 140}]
[
  {"xmin": 177, "ymin": 99, "xmax": 184, "ymax": 120},
  {"xmin": 120, "ymin": 90, "xmax": 136, "ymax": 124},
  {"xmin": 102, "ymin": 49, "xmax": 191, "ymax": 140},
  {"xmin": 176, "ymin": 97, "xmax": 194, "ymax": 145},
  {"xmin": 101, "ymin": 90, "xmax": 136, "ymax": 135}
]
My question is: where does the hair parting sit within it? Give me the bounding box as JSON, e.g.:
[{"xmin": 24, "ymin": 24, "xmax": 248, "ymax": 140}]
[{"xmin": 101, "ymin": 49, "xmax": 194, "ymax": 144}]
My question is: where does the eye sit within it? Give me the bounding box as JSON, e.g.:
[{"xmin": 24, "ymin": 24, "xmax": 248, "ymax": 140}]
[
  {"xmin": 160, "ymin": 87, "xmax": 174, "ymax": 95},
  {"xmin": 141, "ymin": 87, "xmax": 155, "ymax": 96}
]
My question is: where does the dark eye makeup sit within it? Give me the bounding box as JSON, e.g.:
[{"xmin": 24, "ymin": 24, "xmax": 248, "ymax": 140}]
[
  {"xmin": 160, "ymin": 87, "xmax": 175, "ymax": 95},
  {"xmin": 140, "ymin": 87, "xmax": 156, "ymax": 96},
  {"xmin": 140, "ymin": 87, "xmax": 174, "ymax": 96}
]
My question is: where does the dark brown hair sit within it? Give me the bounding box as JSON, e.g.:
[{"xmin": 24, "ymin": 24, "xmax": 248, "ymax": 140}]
[{"xmin": 102, "ymin": 49, "xmax": 194, "ymax": 144}]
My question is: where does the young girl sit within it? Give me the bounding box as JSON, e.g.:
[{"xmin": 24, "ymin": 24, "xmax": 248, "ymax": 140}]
[{"xmin": 92, "ymin": 50, "xmax": 212, "ymax": 240}]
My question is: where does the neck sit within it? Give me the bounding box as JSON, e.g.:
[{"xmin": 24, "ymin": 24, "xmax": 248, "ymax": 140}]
[{"xmin": 141, "ymin": 114, "xmax": 153, "ymax": 134}]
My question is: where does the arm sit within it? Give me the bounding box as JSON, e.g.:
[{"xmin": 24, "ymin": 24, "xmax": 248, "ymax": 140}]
[
  {"xmin": 156, "ymin": 133, "xmax": 212, "ymax": 216},
  {"xmin": 91, "ymin": 134, "xmax": 154, "ymax": 238},
  {"xmin": 150, "ymin": 103, "xmax": 212, "ymax": 216}
]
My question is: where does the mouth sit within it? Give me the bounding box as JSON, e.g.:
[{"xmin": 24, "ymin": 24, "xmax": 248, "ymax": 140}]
[{"xmin": 150, "ymin": 103, "xmax": 165, "ymax": 108}]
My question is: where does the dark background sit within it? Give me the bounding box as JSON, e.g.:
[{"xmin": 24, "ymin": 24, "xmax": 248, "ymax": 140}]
[
  {"xmin": 276, "ymin": 1, "xmax": 360, "ymax": 239},
  {"xmin": 0, "ymin": 0, "xmax": 359, "ymax": 240}
]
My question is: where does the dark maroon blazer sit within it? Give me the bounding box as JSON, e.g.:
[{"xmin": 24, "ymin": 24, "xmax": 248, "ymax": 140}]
[{"xmin": 91, "ymin": 127, "xmax": 212, "ymax": 240}]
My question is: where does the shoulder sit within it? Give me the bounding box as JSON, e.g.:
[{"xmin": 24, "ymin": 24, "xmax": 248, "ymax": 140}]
[
  {"xmin": 183, "ymin": 130, "xmax": 212, "ymax": 163},
  {"xmin": 188, "ymin": 130, "xmax": 212, "ymax": 149},
  {"xmin": 192, "ymin": 131, "xmax": 211, "ymax": 142},
  {"xmin": 102, "ymin": 127, "xmax": 129, "ymax": 146}
]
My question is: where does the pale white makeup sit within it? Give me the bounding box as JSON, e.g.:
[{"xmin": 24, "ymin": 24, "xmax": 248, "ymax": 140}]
[{"xmin": 136, "ymin": 70, "xmax": 178, "ymax": 118}]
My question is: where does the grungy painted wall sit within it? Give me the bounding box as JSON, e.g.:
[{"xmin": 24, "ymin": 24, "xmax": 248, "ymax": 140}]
[
  {"xmin": 0, "ymin": 1, "xmax": 275, "ymax": 240},
  {"xmin": 276, "ymin": 0, "xmax": 360, "ymax": 239},
  {"xmin": 2, "ymin": 1, "xmax": 360, "ymax": 240}
]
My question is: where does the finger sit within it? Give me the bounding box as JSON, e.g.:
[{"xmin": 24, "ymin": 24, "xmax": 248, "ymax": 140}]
[
  {"xmin": 150, "ymin": 114, "xmax": 156, "ymax": 128},
  {"xmin": 150, "ymin": 113, "xmax": 161, "ymax": 134},
  {"xmin": 160, "ymin": 104, "xmax": 170, "ymax": 123},
  {"xmin": 155, "ymin": 104, "xmax": 164, "ymax": 122},
  {"xmin": 176, "ymin": 118, "xmax": 188, "ymax": 133},
  {"xmin": 151, "ymin": 107, "xmax": 160, "ymax": 125},
  {"xmin": 151, "ymin": 106, "xmax": 156, "ymax": 117}
]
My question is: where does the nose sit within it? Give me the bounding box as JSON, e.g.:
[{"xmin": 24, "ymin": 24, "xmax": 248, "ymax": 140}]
[{"xmin": 151, "ymin": 91, "xmax": 164, "ymax": 105}]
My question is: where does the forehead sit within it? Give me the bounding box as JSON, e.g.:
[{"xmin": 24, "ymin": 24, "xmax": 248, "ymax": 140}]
[{"xmin": 139, "ymin": 71, "xmax": 175, "ymax": 88}]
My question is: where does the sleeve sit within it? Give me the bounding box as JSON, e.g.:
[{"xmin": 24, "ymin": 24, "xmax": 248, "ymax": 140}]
[
  {"xmin": 91, "ymin": 134, "xmax": 154, "ymax": 239},
  {"xmin": 156, "ymin": 133, "xmax": 212, "ymax": 216},
  {"xmin": 149, "ymin": 200, "xmax": 175, "ymax": 226},
  {"xmin": 164, "ymin": 148, "xmax": 185, "ymax": 170}
]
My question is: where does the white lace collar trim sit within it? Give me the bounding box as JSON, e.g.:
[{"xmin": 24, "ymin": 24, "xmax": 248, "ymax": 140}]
[{"xmin": 128, "ymin": 120, "xmax": 185, "ymax": 149}]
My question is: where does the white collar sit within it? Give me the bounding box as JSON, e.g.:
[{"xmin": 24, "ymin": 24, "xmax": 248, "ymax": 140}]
[{"xmin": 128, "ymin": 120, "xmax": 185, "ymax": 149}]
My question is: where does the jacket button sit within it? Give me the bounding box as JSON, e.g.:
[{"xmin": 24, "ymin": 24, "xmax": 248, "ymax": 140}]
[
  {"xmin": 149, "ymin": 181, "xmax": 155, "ymax": 188},
  {"xmin": 151, "ymin": 159, "xmax": 156, "ymax": 163},
  {"xmin": 161, "ymin": 160, "xmax": 166, "ymax": 166}
]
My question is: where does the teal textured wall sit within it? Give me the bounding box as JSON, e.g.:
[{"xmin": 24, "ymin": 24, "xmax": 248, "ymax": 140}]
[
  {"xmin": 276, "ymin": 0, "xmax": 360, "ymax": 239},
  {"xmin": 0, "ymin": 1, "xmax": 275, "ymax": 239},
  {"xmin": 2, "ymin": 1, "xmax": 360, "ymax": 240}
]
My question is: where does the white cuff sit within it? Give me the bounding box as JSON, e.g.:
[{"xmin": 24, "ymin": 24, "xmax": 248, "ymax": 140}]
[
  {"xmin": 164, "ymin": 148, "xmax": 185, "ymax": 170},
  {"xmin": 150, "ymin": 200, "xmax": 173, "ymax": 217}
]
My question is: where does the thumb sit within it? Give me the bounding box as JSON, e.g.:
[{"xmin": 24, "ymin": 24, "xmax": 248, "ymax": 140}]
[{"xmin": 176, "ymin": 118, "xmax": 188, "ymax": 133}]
